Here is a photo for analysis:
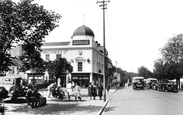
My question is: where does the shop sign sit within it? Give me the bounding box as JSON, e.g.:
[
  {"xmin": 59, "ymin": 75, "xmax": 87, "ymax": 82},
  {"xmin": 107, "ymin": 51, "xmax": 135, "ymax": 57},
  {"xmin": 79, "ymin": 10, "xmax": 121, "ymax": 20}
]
[
  {"xmin": 73, "ymin": 40, "xmax": 90, "ymax": 45},
  {"xmin": 43, "ymin": 50, "xmax": 67, "ymax": 54}
]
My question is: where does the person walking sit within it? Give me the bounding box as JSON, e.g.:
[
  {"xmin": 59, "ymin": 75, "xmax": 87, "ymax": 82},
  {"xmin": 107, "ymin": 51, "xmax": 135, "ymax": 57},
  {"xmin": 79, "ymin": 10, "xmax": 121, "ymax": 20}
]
[
  {"xmin": 98, "ymin": 83, "xmax": 103, "ymax": 100},
  {"xmin": 88, "ymin": 82, "xmax": 93, "ymax": 100},
  {"xmin": 107, "ymin": 84, "xmax": 110, "ymax": 92},
  {"xmin": 73, "ymin": 83, "xmax": 81, "ymax": 101},
  {"xmin": 66, "ymin": 81, "xmax": 73, "ymax": 100},
  {"xmin": 92, "ymin": 83, "xmax": 97, "ymax": 100},
  {"xmin": 47, "ymin": 82, "xmax": 57, "ymax": 98}
]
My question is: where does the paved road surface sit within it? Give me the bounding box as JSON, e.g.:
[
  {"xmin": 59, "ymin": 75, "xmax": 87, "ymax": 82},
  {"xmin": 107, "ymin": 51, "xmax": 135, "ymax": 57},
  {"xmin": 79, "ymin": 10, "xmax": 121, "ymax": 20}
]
[{"xmin": 103, "ymin": 86, "xmax": 183, "ymax": 115}]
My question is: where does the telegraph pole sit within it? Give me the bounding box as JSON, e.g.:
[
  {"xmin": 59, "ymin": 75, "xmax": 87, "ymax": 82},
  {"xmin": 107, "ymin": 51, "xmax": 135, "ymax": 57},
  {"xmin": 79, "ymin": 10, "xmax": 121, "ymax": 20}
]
[{"xmin": 97, "ymin": 0, "xmax": 110, "ymax": 102}]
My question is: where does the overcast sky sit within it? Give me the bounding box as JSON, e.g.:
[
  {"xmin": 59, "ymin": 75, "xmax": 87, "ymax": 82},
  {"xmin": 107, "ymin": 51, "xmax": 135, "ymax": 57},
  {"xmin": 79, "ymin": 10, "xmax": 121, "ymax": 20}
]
[{"xmin": 14, "ymin": 0, "xmax": 183, "ymax": 73}]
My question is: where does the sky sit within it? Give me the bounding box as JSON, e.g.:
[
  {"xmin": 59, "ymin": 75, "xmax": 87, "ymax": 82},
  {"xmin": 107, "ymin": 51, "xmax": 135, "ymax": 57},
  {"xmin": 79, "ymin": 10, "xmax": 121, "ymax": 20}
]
[{"xmin": 14, "ymin": 0, "xmax": 183, "ymax": 73}]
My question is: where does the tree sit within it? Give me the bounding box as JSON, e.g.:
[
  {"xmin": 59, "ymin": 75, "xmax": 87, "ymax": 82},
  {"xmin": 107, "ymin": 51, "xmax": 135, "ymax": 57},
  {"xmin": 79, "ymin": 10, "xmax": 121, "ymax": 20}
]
[
  {"xmin": 158, "ymin": 34, "xmax": 183, "ymax": 89},
  {"xmin": 138, "ymin": 66, "xmax": 153, "ymax": 79},
  {"xmin": 124, "ymin": 72, "xmax": 138, "ymax": 83},
  {"xmin": 153, "ymin": 59, "xmax": 167, "ymax": 79},
  {"xmin": 116, "ymin": 67, "xmax": 126, "ymax": 85},
  {"xmin": 0, "ymin": 0, "xmax": 61, "ymax": 74},
  {"xmin": 45, "ymin": 58, "xmax": 73, "ymax": 85}
]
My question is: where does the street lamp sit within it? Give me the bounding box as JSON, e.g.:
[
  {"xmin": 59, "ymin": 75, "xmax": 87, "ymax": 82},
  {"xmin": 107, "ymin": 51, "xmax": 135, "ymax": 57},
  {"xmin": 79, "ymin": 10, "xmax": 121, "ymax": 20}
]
[{"xmin": 97, "ymin": 0, "xmax": 110, "ymax": 102}]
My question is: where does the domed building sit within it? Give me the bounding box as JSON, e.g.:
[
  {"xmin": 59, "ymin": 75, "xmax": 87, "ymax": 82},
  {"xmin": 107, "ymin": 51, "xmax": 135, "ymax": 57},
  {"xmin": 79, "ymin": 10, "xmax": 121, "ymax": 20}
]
[{"xmin": 41, "ymin": 25, "xmax": 107, "ymax": 87}]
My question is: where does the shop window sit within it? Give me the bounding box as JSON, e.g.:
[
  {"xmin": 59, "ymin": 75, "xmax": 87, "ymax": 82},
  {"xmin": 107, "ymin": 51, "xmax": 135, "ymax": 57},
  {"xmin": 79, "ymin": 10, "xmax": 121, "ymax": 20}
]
[
  {"xmin": 78, "ymin": 62, "xmax": 83, "ymax": 71},
  {"xmin": 56, "ymin": 54, "xmax": 61, "ymax": 60},
  {"xmin": 45, "ymin": 54, "xmax": 50, "ymax": 61}
]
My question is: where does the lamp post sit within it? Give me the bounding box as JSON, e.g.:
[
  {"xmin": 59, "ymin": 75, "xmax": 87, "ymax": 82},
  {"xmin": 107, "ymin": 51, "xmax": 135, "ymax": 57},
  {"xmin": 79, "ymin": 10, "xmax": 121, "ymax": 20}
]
[{"xmin": 97, "ymin": 0, "xmax": 110, "ymax": 102}]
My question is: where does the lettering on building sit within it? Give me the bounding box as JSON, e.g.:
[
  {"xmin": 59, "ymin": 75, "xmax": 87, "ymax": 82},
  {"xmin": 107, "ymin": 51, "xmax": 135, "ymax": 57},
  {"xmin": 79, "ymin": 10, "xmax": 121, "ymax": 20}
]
[
  {"xmin": 72, "ymin": 40, "xmax": 90, "ymax": 45},
  {"xmin": 43, "ymin": 50, "xmax": 67, "ymax": 54}
]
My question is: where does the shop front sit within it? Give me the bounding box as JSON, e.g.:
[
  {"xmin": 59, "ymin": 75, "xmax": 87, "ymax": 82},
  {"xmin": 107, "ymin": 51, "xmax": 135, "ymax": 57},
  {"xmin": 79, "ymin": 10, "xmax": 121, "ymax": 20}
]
[{"xmin": 71, "ymin": 73, "xmax": 90, "ymax": 88}]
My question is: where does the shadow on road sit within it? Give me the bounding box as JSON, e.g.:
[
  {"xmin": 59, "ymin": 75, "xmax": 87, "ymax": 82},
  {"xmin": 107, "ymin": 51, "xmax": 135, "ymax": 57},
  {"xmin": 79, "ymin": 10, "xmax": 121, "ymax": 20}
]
[
  {"xmin": 4, "ymin": 98, "xmax": 27, "ymax": 104},
  {"xmin": 11, "ymin": 103, "xmax": 103, "ymax": 115},
  {"xmin": 103, "ymin": 107, "xmax": 116, "ymax": 112}
]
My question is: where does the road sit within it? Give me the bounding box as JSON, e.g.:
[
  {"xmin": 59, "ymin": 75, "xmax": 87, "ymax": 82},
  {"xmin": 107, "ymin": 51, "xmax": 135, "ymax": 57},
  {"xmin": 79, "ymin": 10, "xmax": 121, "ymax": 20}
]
[{"xmin": 103, "ymin": 86, "xmax": 183, "ymax": 115}]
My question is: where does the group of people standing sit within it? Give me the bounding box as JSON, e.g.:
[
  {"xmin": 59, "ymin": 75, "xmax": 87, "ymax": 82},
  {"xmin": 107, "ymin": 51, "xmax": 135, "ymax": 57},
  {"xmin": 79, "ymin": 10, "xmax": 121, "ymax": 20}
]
[
  {"xmin": 47, "ymin": 81, "xmax": 104, "ymax": 101},
  {"xmin": 66, "ymin": 81, "xmax": 82, "ymax": 101},
  {"xmin": 88, "ymin": 82, "xmax": 103, "ymax": 100}
]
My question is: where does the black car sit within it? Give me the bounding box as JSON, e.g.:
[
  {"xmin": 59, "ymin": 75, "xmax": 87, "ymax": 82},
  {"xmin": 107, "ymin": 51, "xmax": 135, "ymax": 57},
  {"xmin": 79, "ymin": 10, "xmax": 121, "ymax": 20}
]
[
  {"xmin": 158, "ymin": 82, "xmax": 178, "ymax": 93},
  {"xmin": 165, "ymin": 83, "xmax": 178, "ymax": 93}
]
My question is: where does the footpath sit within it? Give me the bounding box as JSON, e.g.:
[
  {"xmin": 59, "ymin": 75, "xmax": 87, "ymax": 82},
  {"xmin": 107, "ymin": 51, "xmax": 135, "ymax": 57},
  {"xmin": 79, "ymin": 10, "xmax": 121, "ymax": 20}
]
[{"xmin": 3, "ymin": 88, "xmax": 117, "ymax": 115}]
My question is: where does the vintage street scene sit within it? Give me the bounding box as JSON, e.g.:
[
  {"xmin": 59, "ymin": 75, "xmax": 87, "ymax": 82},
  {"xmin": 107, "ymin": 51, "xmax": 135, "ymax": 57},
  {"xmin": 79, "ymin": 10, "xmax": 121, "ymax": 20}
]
[{"xmin": 1, "ymin": 0, "xmax": 183, "ymax": 115}]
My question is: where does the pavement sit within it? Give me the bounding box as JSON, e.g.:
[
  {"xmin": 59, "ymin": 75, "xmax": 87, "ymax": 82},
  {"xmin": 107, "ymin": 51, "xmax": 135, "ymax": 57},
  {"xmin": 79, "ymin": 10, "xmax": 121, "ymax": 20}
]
[{"xmin": 2, "ymin": 87, "xmax": 117, "ymax": 115}]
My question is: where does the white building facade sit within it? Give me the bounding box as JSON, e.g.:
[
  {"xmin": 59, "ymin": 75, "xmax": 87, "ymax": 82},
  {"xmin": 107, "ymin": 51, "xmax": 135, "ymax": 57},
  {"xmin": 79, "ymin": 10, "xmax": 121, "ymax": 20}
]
[{"xmin": 41, "ymin": 25, "xmax": 106, "ymax": 87}]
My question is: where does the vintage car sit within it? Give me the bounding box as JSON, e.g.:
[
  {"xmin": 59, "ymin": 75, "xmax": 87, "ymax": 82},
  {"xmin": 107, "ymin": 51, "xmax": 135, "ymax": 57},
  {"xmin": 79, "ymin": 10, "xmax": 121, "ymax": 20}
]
[
  {"xmin": 132, "ymin": 77, "xmax": 145, "ymax": 90},
  {"xmin": 165, "ymin": 82, "xmax": 178, "ymax": 93},
  {"xmin": 146, "ymin": 78, "xmax": 157, "ymax": 89},
  {"xmin": 157, "ymin": 81, "xmax": 178, "ymax": 93},
  {"xmin": 0, "ymin": 76, "xmax": 27, "ymax": 99}
]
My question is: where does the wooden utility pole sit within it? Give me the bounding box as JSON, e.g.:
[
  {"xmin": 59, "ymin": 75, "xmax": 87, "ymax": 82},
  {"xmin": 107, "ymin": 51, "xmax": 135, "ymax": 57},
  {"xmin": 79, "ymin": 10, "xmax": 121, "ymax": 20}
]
[{"xmin": 97, "ymin": 0, "xmax": 110, "ymax": 102}]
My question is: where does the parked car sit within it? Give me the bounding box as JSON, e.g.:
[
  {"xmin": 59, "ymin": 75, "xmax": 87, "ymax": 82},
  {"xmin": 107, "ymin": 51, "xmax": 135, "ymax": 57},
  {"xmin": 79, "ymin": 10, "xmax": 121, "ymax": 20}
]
[
  {"xmin": 157, "ymin": 81, "xmax": 178, "ymax": 93},
  {"xmin": 165, "ymin": 82, "xmax": 178, "ymax": 93},
  {"xmin": 0, "ymin": 76, "xmax": 27, "ymax": 99}
]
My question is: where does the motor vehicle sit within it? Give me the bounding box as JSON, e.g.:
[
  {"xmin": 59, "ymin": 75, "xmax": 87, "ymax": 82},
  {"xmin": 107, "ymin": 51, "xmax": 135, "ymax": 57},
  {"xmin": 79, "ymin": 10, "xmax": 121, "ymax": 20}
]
[
  {"xmin": 157, "ymin": 82, "xmax": 167, "ymax": 91},
  {"xmin": 0, "ymin": 76, "xmax": 27, "ymax": 99},
  {"xmin": 165, "ymin": 82, "xmax": 178, "ymax": 93},
  {"xmin": 157, "ymin": 81, "xmax": 178, "ymax": 93},
  {"xmin": 132, "ymin": 76, "xmax": 145, "ymax": 90},
  {"xmin": 146, "ymin": 78, "xmax": 157, "ymax": 89}
]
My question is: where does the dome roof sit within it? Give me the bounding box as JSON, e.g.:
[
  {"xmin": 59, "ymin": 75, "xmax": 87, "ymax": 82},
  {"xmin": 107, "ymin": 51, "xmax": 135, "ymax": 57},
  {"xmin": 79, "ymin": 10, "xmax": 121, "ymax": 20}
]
[{"xmin": 73, "ymin": 25, "xmax": 95, "ymax": 37}]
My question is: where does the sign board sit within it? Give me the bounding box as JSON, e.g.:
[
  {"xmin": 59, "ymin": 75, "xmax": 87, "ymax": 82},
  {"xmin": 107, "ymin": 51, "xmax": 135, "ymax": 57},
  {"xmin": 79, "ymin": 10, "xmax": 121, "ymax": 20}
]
[{"xmin": 72, "ymin": 40, "xmax": 90, "ymax": 45}]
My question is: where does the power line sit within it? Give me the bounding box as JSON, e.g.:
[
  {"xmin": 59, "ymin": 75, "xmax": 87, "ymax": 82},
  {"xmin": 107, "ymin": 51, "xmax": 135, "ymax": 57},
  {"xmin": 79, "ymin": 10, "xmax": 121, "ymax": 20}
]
[{"xmin": 106, "ymin": 10, "xmax": 116, "ymax": 62}]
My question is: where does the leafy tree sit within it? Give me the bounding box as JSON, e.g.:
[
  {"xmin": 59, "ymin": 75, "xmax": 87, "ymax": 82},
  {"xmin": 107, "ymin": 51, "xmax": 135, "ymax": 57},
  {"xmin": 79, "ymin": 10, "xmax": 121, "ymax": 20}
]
[
  {"xmin": 116, "ymin": 67, "xmax": 126, "ymax": 85},
  {"xmin": 157, "ymin": 34, "xmax": 183, "ymax": 89},
  {"xmin": 153, "ymin": 59, "xmax": 167, "ymax": 79},
  {"xmin": 0, "ymin": 0, "xmax": 61, "ymax": 74},
  {"xmin": 45, "ymin": 58, "xmax": 73, "ymax": 85},
  {"xmin": 124, "ymin": 72, "xmax": 138, "ymax": 82},
  {"xmin": 138, "ymin": 66, "xmax": 153, "ymax": 79}
]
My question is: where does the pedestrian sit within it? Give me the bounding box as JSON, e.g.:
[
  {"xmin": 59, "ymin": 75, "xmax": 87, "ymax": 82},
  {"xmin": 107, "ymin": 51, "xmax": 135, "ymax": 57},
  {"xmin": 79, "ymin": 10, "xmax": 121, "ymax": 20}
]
[
  {"xmin": 47, "ymin": 82, "xmax": 57, "ymax": 98},
  {"xmin": 25, "ymin": 84, "xmax": 33, "ymax": 107},
  {"xmin": 32, "ymin": 85, "xmax": 47, "ymax": 107},
  {"xmin": 30, "ymin": 85, "xmax": 39, "ymax": 108},
  {"xmin": 107, "ymin": 84, "xmax": 110, "ymax": 92},
  {"xmin": 72, "ymin": 81, "xmax": 75, "ymax": 88},
  {"xmin": 88, "ymin": 82, "xmax": 93, "ymax": 100},
  {"xmin": 92, "ymin": 83, "xmax": 97, "ymax": 100},
  {"xmin": 66, "ymin": 81, "xmax": 73, "ymax": 100},
  {"xmin": 98, "ymin": 83, "xmax": 103, "ymax": 100},
  {"xmin": 73, "ymin": 83, "xmax": 82, "ymax": 101}
]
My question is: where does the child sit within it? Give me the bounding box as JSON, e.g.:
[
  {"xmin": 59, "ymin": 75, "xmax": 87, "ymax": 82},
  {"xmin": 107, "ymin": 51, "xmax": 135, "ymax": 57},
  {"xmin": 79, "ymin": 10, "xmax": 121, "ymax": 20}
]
[{"xmin": 73, "ymin": 83, "xmax": 81, "ymax": 101}]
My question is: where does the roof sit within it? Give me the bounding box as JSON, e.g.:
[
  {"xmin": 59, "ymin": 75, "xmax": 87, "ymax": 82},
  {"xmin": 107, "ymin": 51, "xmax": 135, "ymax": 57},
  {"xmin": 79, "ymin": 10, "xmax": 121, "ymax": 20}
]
[{"xmin": 73, "ymin": 25, "xmax": 95, "ymax": 37}]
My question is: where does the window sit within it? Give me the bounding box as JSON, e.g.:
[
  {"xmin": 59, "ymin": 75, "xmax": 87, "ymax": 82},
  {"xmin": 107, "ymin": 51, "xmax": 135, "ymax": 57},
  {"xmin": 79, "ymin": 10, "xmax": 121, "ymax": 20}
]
[
  {"xmin": 45, "ymin": 54, "xmax": 50, "ymax": 61},
  {"xmin": 78, "ymin": 62, "xmax": 83, "ymax": 71},
  {"xmin": 56, "ymin": 54, "xmax": 61, "ymax": 60}
]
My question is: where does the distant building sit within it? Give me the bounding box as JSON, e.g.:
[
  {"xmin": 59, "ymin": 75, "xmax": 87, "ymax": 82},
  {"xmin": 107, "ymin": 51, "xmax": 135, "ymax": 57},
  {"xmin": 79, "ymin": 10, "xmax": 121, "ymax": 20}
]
[{"xmin": 41, "ymin": 25, "xmax": 107, "ymax": 87}]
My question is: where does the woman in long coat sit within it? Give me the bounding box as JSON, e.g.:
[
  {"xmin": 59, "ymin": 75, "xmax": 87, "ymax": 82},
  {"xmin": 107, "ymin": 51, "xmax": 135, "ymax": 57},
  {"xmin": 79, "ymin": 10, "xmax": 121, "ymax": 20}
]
[
  {"xmin": 97, "ymin": 83, "xmax": 103, "ymax": 100},
  {"xmin": 92, "ymin": 84, "xmax": 97, "ymax": 100},
  {"xmin": 88, "ymin": 83, "xmax": 93, "ymax": 100}
]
